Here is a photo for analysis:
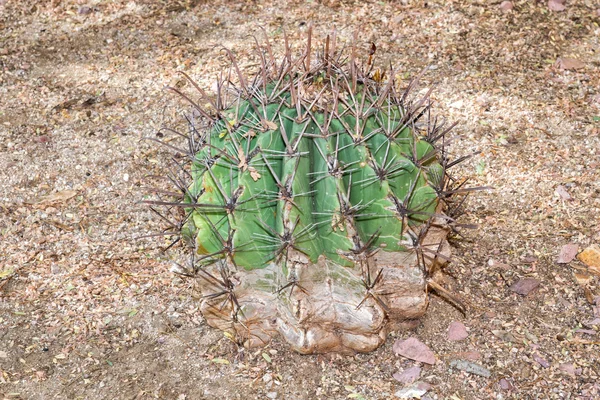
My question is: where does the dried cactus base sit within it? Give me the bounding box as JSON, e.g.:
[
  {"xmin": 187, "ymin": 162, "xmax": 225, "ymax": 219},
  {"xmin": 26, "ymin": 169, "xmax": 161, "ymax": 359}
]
[{"xmin": 198, "ymin": 224, "xmax": 449, "ymax": 354}]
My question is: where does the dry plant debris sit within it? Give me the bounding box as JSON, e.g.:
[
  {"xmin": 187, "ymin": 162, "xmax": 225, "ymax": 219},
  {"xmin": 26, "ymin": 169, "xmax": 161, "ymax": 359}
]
[{"xmin": 1, "ymin": 0, "xmax": 599, "ymax": 399}]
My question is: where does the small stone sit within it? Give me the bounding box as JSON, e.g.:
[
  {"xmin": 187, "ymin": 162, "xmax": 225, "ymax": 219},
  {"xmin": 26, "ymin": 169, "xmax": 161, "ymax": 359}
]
[
  {"xmin": 548, "ymin": 0, "xmax": 566, "ymax": 12},
  {"xmin": 393, "ymin": 337, "xmax": 436, "ymax": 365},
  {"xmin": 447, "ymin": 321, "xmax": 468, "ymax": 341},
  {"xmin": 557, "ymin": 243, "xmax": 578, "ymax": 264},
  {"xmin": 266, "ymin": 392, "xmax": 278, "ymax": 399},
  {"xmin": 78, "ymin": 5, "xmax": 93, "ymax": 15},
  {"xmin": 555, "ymin": 185, "xmax": 572, "ymax": 201},
  {"xmin": 35, "ymin": 370, "xmax": 47, "ymax": 380},
  {"xmin": 499, "ymin": 378, "xmax": 513, "ymax": 390},
  {"xmin": 499, "ymin": 1, "xmax": 513, "ymax": 12}
]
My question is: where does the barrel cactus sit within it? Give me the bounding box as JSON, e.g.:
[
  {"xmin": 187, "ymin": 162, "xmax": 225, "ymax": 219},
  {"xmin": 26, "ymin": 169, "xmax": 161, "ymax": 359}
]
[{"xmin": 146, "ymin": 31, "xmax": 469, "ymax": 354}]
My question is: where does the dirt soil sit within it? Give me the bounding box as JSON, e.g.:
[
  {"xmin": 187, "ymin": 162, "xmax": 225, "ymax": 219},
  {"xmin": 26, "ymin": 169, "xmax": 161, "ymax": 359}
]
[{"xmin": 1, "ymin": 1, "xmax": 600, "ymax": 399}]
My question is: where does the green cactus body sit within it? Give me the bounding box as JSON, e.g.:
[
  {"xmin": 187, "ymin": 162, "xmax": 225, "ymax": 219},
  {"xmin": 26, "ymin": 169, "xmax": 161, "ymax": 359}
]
[
  {"xmin": 149, "ymin": 32, "xmax": 464, "ymax": 354},
  {"xmin": 185, "ymin": 92, "xmax": 440, "ymax": 271}
]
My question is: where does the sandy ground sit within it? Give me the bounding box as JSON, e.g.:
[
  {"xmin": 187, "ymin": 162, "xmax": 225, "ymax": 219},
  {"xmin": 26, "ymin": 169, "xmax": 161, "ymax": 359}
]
[{"xmin": 1, "ymin": 1, "xmax": 599, "ymax": 399}]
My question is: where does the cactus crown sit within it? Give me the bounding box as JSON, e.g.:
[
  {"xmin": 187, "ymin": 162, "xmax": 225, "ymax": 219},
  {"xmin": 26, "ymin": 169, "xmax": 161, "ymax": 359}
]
[{"xmin": 152, "ymin": 30, "xmax": 455, "ymax": 272}]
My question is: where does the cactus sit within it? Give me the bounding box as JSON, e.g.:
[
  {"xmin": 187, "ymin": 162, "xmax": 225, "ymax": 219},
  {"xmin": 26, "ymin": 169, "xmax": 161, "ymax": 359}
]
[{"xmin": 146, "ymin": 30, "xmax": 471, "ymax": 354}]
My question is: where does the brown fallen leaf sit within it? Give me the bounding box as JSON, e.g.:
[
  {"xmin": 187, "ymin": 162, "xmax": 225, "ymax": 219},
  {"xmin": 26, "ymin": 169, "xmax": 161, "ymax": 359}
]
[
  {"xmin": 393, "ymin": 337, "xmax": 436, "ymax": 365},
  {"xmin": 237, "ymin": 147, "xmax": 247, "ymax": 171},
  {"xmin": 263, "ymin": 120, "xmax": 278, "ymax": 131},
  {"xmin": 33, "ymin": 190, "xmax": 78, "ymax": 205},
  {"xmin": 392, "ymin": 366, "xmax": 421, "ymax": 384},
  {"xmin": 248, "ymin": 166, "xmax": 261, "ymax": 182},
  {"xmin": 510, "ymin": 278, "xmax": 540, "ymax": 295},
  {"xmin": 574, "ymin": 271, "xmax": 592, "ymax": 286},
  {"xmin": 584, "ymin": 287, "xmax": 595, "ymax": 304},
  {"xmin": 577, "ymin": 245, "xmax": 600, "ymax": 272},
  {"xmin": 557, "ymin": 57, "xmax": 585, "ymax": 70},
  {"xmin": 557, "ymin": 243, "xmax": 578, "ymax": 264}
]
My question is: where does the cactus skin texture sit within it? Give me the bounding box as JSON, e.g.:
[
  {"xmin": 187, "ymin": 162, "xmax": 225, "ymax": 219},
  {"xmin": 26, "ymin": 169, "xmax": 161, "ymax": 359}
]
[{"xmin": 147, "ymin": 31, "xmax": 465, "ymax": 354}]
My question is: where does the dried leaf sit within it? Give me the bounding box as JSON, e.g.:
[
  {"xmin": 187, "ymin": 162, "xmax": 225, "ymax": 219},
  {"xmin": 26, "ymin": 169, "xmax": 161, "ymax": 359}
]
[
  {"xmin": 263, "ymin": 120, "xmax": 278, "ymax": 130},
  {"xmin": 557, "ymin": 57, "xmax": 584, "ymax": 70},
  {"xmin": 33, "ymin": 190, "xmax": 78, "ymax": 204},
  {"xmin": 558, "ymin": 363, "xmax": 580, "ymax": 376},
  {"xmin": 532, "ymin": 353, "xmax": 550, "ymax": 368},
  {"xmin": 492, "ymin": 330, "xmax": 515, "ymax": 342},
  {"xmin": 584, "ymin": 287, "xmax": 595, "ymax": 304},
  {"xmin": 347, "ymin": 393, "xmax": 365, "ymax": 400},
  {"xmin": 510, "ymin": 278, "xmax": 540, "ymax": 295},
  {"xmin": 575, "ymin": 329, "xmax": 596, "ymax": 336},
  {"xmin": 449, "ymin": 360, "xmax": 491, "ymax": 377},
  {"xmin": 0, "ymin": 268, "xmax": 14, "ymax": 279},
  {"xmin": 393, "ymin": 337, "xmax": 436, "ymax": 365},
  {"xmin": 211, "ymin": 358, "xmax": 230, "ymax": 364},
  {"xmin": 243, "ymin": 129, "xmax": 256, "ymax": 138},
  {"xmin": 248, "ymin": 166, "xmax": 261, "ymax": 182},
  {"xmin": 447, "ymin": 321, "xmax": 468, "ymax": 341},
  {"xmin": 574, "ymin": 271, "xmax": 592, "ymax": 286},
  {"xmin": 394, "ymin": 382, "xmax": 431, "ymax": 399},
  {"xmin": 577, "ymin": 244, "xmax": 600, "ymax": 272},
  {"xmin": 237, "ymin": 147, "xmax": 247, "ymax": 171},
  {"xmin": 488, "ymin": 259, "xmax": 510, "ymax": 269},
  {"xmin": 392, "ymin": 366, "xmax": 421, "ymax": 384},
  {"xmin": 585, "ymin": 318, "xmax": 600, "ymax": 327},
  {"xmin": 557, "ymin": 243, "xmax": 578, "ymax": 264}
]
